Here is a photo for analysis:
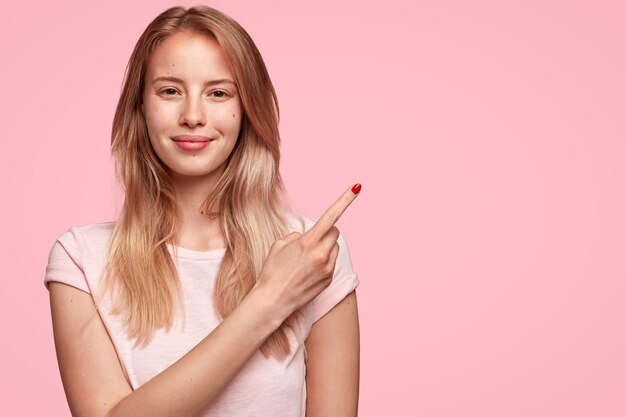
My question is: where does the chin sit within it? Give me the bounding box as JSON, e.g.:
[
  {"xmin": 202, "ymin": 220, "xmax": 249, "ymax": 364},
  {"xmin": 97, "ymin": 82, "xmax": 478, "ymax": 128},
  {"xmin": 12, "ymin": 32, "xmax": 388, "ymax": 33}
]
[{"xmin": 167, "ymin": 162, "xmax": 226, "ymax": 179}]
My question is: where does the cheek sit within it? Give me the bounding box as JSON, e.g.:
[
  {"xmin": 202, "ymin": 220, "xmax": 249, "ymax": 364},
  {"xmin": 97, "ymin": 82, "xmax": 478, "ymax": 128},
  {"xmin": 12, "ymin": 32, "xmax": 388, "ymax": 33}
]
[
  {"xmin": 144, "ymin": 104, "xmax": 173, "ymax": 133},
  {"xmin": 142, "ymin": 104, "xmax": 166, "ymax": 146},
  {"xmin": 143, "ymin": 101, "xmax": 159, "ymax": 124},
  {"xmin": 216, "ymin": 106, "xmax": 242, "ymax": 132}
]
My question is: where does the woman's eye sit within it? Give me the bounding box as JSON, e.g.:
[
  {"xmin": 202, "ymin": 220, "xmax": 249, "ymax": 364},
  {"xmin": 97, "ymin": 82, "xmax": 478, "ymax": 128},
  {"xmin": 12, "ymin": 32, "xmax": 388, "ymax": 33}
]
[
  {"xmin": 211, "ymin": 90, "xmax": 229, "ymax": 99},
  {"xmin": 160, "ymin": 88, "xmax": 178, "ymax": 96}
]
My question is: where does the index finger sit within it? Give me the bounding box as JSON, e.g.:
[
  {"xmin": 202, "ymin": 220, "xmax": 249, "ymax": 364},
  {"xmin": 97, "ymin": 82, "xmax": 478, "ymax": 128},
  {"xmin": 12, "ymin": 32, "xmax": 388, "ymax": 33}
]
[{"xmin": 304, "ymin": 183, "xmax": 362, "ymax": 241}]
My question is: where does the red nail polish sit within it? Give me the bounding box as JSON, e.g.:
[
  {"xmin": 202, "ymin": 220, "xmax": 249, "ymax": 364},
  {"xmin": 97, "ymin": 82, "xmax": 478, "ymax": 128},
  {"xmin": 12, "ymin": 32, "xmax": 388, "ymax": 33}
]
[{"xmin": 351, "ymin": 183, "xmax": 362, "ymax": 194}]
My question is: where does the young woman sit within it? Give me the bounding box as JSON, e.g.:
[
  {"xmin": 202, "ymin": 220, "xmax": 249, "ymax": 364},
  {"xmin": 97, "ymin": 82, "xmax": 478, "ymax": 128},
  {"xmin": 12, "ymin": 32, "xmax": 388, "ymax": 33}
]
[{"xmin": 44, "ymin": 5, "xmax": 361, "ymax": 417}]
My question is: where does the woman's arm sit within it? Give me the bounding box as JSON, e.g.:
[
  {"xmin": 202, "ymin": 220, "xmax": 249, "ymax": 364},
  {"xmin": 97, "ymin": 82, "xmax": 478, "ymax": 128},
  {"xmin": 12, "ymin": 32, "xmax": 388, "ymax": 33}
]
[
  {"xmin": 49, "ymin": 280, "xmax": 284, "ymax": 417},
  {"xmin": 305, "ymin": 290, "xmax": 360, "ymax": 417}
]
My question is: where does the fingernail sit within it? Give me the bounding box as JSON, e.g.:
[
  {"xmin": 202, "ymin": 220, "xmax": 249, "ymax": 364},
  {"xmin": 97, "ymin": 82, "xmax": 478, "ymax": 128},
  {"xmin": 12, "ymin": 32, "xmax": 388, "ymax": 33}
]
[{"xmin": 351, "ymin": 183, "xmax": 362, "ymax": 194}]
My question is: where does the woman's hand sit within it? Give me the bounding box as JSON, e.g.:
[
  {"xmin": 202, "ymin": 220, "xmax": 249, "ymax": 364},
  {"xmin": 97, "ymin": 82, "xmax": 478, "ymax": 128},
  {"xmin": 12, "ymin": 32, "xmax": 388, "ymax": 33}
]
[{"xmin": 254, "ymin": 184, "xmax": 361, "ymax": 322}]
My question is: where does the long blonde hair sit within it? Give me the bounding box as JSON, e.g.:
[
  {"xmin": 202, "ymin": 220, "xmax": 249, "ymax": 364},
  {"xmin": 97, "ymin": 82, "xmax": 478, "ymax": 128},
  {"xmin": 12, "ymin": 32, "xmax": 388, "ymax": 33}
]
[{"xmin": 94, "ymin": 5, "xmax": 306, "ymax": 362}]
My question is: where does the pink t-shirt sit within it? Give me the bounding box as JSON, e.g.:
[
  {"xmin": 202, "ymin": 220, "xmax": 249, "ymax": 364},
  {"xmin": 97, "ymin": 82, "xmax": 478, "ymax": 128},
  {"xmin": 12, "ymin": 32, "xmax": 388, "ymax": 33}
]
[{"xmin": 44, "ymin": 213, "xmax": 359, "ymax": 417}]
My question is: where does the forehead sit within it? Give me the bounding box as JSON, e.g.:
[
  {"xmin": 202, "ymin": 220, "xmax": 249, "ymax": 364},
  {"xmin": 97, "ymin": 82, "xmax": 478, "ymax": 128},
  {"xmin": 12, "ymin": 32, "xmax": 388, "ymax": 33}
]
[{"xmin": 146, "ymin": 31, "xmax": 233, "ymax": 81}]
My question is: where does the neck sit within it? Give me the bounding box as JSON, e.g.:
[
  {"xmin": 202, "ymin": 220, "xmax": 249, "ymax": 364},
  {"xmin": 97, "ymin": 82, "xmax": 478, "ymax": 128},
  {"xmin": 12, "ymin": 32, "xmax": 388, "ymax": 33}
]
[{"xmin": 168, "ymin": 167, "xmax": 226, "ymax": 251}]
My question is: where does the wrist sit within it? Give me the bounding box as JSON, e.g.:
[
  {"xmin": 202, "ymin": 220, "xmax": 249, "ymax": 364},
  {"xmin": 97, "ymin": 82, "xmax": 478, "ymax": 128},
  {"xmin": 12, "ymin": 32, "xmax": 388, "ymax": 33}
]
[{"xmin": 247, "ymin": 283, "xmax": 288, "ymax": 332}]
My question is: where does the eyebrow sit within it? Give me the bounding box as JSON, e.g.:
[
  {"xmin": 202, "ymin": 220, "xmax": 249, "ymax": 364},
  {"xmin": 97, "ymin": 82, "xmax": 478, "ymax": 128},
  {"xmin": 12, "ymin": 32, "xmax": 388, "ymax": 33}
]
[{"xmin": 151, "ymin": 76, "xmax": 237, "ymax": 87}]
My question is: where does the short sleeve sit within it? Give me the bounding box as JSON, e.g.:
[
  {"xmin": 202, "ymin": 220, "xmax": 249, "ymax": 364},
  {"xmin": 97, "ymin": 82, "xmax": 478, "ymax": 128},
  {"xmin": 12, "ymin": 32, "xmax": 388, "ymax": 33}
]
[
  {"xmin": 44, "ymin": 227, "xmax": 91, "ymax": 294},
  {"xmin": 308, "ymin": 231, "xmax": 360, "ymax": 325}
]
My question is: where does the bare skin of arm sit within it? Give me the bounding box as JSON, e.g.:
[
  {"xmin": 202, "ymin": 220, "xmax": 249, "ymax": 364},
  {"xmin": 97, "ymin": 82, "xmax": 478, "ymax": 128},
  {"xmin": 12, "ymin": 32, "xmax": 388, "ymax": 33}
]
[
  {"xmin": 49, "ymin": 184, "xmax": 360, "ymax": 417},
  {"xmin": 50, "ymin": 281, "xmax": 284, "ymax": 417},
  {"xmin": 305, "ymin": 290, "xmax": 360, "ymax": 417}
]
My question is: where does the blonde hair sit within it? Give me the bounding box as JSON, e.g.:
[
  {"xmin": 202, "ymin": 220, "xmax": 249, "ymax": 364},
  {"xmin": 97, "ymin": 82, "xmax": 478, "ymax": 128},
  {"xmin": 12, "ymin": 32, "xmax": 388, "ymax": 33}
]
[{"xmin": 93, "ymin": 5, "xmax": 306, "ymax": 362}]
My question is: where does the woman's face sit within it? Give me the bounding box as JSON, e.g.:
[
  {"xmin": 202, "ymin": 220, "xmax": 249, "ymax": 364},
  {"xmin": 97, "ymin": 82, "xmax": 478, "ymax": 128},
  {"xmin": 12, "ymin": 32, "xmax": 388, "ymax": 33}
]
[{"xmin": 142, "ymin": 30, "xmax": 242, "ymax": 181}]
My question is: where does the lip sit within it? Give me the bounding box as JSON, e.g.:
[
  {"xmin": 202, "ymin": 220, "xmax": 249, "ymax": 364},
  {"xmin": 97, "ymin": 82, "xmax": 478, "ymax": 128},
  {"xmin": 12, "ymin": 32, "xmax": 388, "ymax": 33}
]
[
  {"xmin": 171, "ymin": 135, "xmax": 212, "ymax": 142},
  {"xmin": 173, "ymin": 140, "xmax": 211, "ymax": 151}
]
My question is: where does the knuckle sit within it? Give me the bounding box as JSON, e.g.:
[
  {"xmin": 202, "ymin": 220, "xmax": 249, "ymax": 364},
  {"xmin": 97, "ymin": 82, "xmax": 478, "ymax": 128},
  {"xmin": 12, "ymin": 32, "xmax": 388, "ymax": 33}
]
[
  {"xmin": 297, "ymin": 237, "xmax": 309, "ymax": 251},
  {"xmin": 315, "ymin": 251, "xmax": 328, "ymax": 266},
  {"xmin": 299, "ymin": 234, "xmax": 315, "ymax": 250},
  {"xmin": 281, "ymin": 232, "xmax": 299, "ymax": 244},
  {"xmin": 269, "ymin": 240, "xmax": 281, "ymax": 252},
  {"xmin": 274, "ymin": 237, "xmax": 288, "ymax": 247}
]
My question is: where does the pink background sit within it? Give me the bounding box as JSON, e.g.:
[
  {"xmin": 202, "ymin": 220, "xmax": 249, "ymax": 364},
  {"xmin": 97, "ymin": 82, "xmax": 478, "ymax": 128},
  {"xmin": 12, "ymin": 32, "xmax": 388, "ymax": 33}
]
[{"xmin": 1, "ymin": 0, "xmax": 624, "ymax": 415}]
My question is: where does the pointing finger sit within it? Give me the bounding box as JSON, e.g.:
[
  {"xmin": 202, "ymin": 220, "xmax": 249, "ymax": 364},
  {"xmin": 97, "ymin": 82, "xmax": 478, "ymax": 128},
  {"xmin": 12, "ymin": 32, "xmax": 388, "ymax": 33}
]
[{"xmin": 304, "ymin": 183, "xmax": 361, "ymax": 241}]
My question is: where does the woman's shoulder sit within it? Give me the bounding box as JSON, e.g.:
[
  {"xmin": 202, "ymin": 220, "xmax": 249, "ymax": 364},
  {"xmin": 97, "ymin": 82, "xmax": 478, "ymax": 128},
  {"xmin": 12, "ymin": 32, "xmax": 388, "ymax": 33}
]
[
  {"xmin": 56, "ymin": 221, "xmax": 116, "ymax": 240},
  {"xmin": 52, "ymin": 221, "xmax": 116, "ymax": 258},
  {"xmin": 45, "ymin": 221, "xmax": 117, "ymax": 292}
]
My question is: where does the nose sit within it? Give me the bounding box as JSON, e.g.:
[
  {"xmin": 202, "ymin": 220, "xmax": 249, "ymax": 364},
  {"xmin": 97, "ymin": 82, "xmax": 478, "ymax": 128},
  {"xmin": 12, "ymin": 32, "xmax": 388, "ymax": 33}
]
[{"xmin": 179, "ymin": 96, "xmax": 206, "ymax": 128}]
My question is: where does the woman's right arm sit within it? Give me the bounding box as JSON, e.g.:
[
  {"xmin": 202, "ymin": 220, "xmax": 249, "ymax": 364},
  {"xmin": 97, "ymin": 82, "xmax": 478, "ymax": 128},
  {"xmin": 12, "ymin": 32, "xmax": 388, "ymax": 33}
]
[
  {"xmin": 49, "ymin": 279, "xmax": 285, "ymax": 417},
  {"xmin": 49, "ymin": 184, "xmax": 360, "ymax": 417}
]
